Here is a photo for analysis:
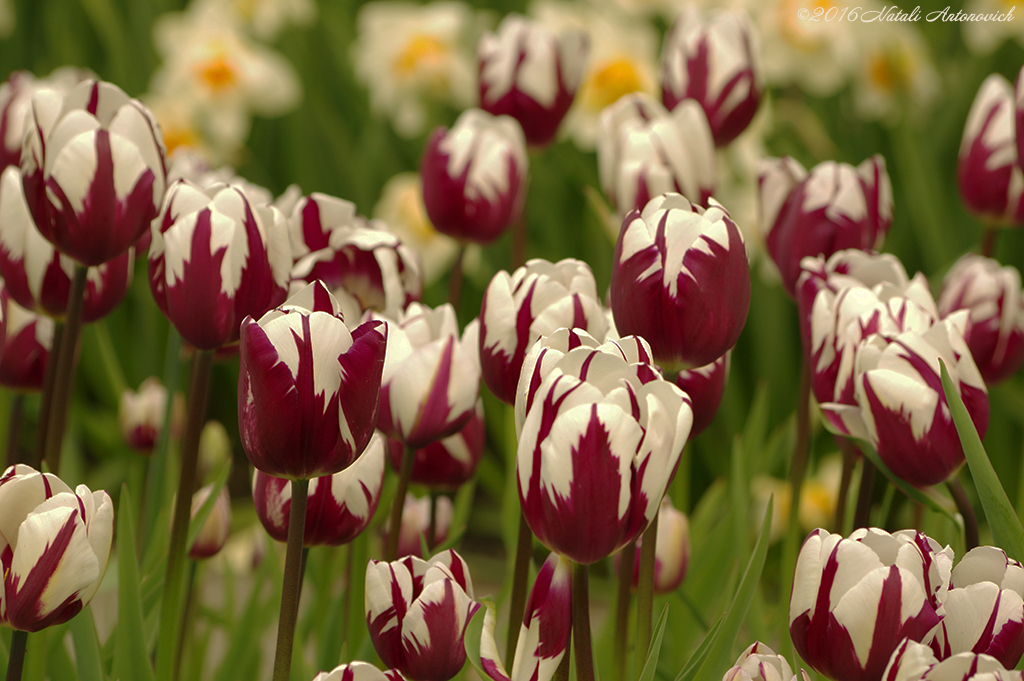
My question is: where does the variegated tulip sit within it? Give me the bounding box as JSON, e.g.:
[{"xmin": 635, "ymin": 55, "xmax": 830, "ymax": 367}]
[
  {"xmin": 790, "ymin": 528, "xmax": 953, "ymax": 681},
  {"xmin": 480, "ymin": 258, "xmax": 607, "ymax": 404},
  {"xmin": 239, "ymin": 281, "xmax": 388, "ymax": 479},
  {"xmin": 313, "ymin": 662, "xmax": 405, "ymax": 681},
  {"xmin": 149, "ymin": 179, "xmax": 292, "ymax": 350},
  {"xmin": 420, "ymin": 109, "xmax": 528, "ymax": 245},
  {"xmin": 959, "ymin": 74, "xmax": 1024, "ymax": 225},
  {"xmin": 188, "ymin": 485, "xmax": 231, "ymax": 560},
  {"xmin": 119, "ymin": 376, "xmax": 182, "ymax": 453},
  {"xmin": 931, "ymin": 546, "xmax": 1024, "ymax": 667},
  {"xmin": 674, "ymin": 353, "xmax": 728, "ymax": 438},
  {"xmin": 724, "ymin": 642, "xmax": 808, "ymax": 681},
  {"xmin": 478, "ymin": 15, "xmax": 588, "ymax": 147},
  {"xmin": 479, "ymin": 553, "xmax": 572, "ymax": 681},
  {"xmin": 1, "ymin": 68, "xmax": 89, "ymax": 171},
  {"xmin": 938, "ymin": 254, "xmax": 1024, "ymax": 385},
  {"xmin": 383, "ymin": 492, "xmax": 454, "ymax": 559},
  {"xmin": 387, "ymin": 400, "xmax": 485, "ymax": 490},
  {"xmin": 885, "ymin": 639, "xmax": 1023, "ymax": 681},
  {"xmin": 0, "ymin": 464, "xmax": 113, "ymax": 632},
  {"xmin": 660, "ymin": 6, "xmax": 761, "ymax": 147},
  {"xmin": 21, "ymin": 79, "xmax": 167, "ymax": 266},
  {"xmin": 517, "ymin": 332, "xmax": 693, "ymax": 564},
  {"xmin": 366, "ymin": 549, "xmax": 480, "ymax": 681},
  {"xmin": 598, "ymin": 93, "xmax": 715, "ymax": 216},
  {"xmin": 618, "ymin": 496, "xmax": 690, "ymax": 594},
  {"xmin": 0, "ymin": 288, "xmax": 52, "ymax": 391},
  {"xmin": 610, "ymin": 192, "xmax": 749, "ymax": 371},
  {"xmin": 758, "ymin": 155, "xmax": 892, "ymax": 297},
  {"xmin": 253, "ymin": 434, "xmax": 386, "ymax": 546},
  {"xmin": 375, "ymin": 303, "xmax": 480, "ymax": 449}
]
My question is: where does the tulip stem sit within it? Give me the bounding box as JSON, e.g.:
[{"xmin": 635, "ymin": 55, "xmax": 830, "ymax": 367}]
[
  {"xmin": 44, "ymin": 264, "xmax": 88, "ymax": 475},
  {"xmin": 981, "ymin": 227, "xmax": 999, "ymax": 258},
  {"xmin": 571, "ymin": 562, "xmax": 595, "ymax": 681},
  {"xmin": 948, "ymin": 477, "xmax": 979, "ymax": 550},
  {"xmin": 506, "ymin": 511, "xmax": 533, "ymax": 660},
  {"xmin": 636, "ymin": 514, "xmax": 658, "ymax": 658},
  {"xmin": 156, "ymin": 349, "xmax": 214, "ymax": 681},
  {"xmin": 6, "ymin": 629, "xmax": 28, "ymax": 681},
  {"xmin": 614, "ymin": 539, "xmax": 636, "ymax": 681},
  {"xmin": 6, "ymin": 394, "xmax": 24, "ymax": 468},
  {"xmin": 447, "ymin": 246, "xmax": 466, "ymax": 310},
  {"xmin": 835, "ymin": 437, "xmax": 859, "ymax": 533},
  {"xmin": 31, "ymin": 321, "xmax": 63, "ymax": 469},
  {"xmin": 274, "ymin": 477, "xmax": 310, "ymax": 681},
  {"xmin": 142, "ymin": 327, "xmax": 182, "ymax": 548},
  {"xmin": 340, "ymin": 542, "xmax": 355, "ymax": 658},
  {"xmin": 428, "ymin": 490, "xmax": 441, "ymax": 552},
  {"xmin": 854, "ymin": 457, "xmax": 876, "ymax": 530},
  {"xmin": 386, "ymin": 446, "xmax": 414, "ymax": 561},
  {"xmin": 789, "ymin": 361, "xmax": 813, "ymax": 531}
]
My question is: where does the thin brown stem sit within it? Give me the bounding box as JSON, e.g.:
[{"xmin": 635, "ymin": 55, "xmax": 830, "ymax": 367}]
[
  {"xmin": 447, "ymin": 246, "xmax": 466, "ymax": 310},
  {"xmin": 788, "ymin": 361, "xmax": 813, "ymax": 534},
  {"xmin": 506, "ymin": 512, "xmax": 533, "ymax": 660},
  {"xmin": 428, "ymin": 490, "xmax": 441, "ymax": 552},
  {"xmin": 635, "ymin": 514, "xmax": 658, "ymax": 659},
  {"xmin": 273, "ymin": 477, "xmax": 310, "ymax": 681},
  {"xmin": 948, "ymin": 477, "xmax": 979, "ymax": 550},
  {"xmin": 340, "ymin": 543, "xmax": 355, "ymax": 661},
  {"xmin": 6, "ymin": 393, "xmax": 24, "ymax": 468},
  {"xmin": 44, "ymin": 265, "xmax": 87, "ymax": 475},
  {"xmin": 386, "ymin": 446, "xmax": 414, "ymax": 561},
  {"xmin": 6, "ymin": 629, "xmax": 28, "ymax": 681},
  {"xmin": 571, "ymin": 562, "xmax": 595, "ymax": 681},
  {"xmin": 31, "ymin": 322, "xmax": 63, "ymax": 469},
  {"xmin": 854, "ymin": 457, "xmax": 876, "ymax": 530},
  {"xmin": 834, "ymin": 437, "xmax": 860, "ymax": 533},
  {"xmin": 981, "ymin": 227, "xmax": 999, "ymax": 258},
  {"xmin": 614, "ymin": 540, "xmax": 636, "ymax": 681}
]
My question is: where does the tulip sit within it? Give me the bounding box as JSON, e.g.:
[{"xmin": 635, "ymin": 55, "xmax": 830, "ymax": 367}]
[
  {"xmin": 239, "ymin": 281, "xmax": 388, "ymax": 479},
  {"xmin": 517, "ymin": 332, "xmax": 692, "ymax": 565},
  {"xmin": 884, "ymin": 639, "xmax": 1023, "ymax": 681},
  {"xmin": 366, "ymin": 549, "xmax": 480, "ymax": 681},
  {"xmin": 313, "ymin": 662, "xmax": 405, "ymax": 681},
  {"xmin": 673, "ymin": 353, "xmax": 728, "ymax": 438},
  {"xmin": 480, "ymin": 258, "xmax": 607, "ymax": 404},
  {"xmin": 660, "ymin": 7, "xmax": 761, "ymax": 147},
  {"xmin": 724, "ymin": 642, "xmax": 808, "ymax": 681},
  {"xmin": 959, "ymin": 74, "xmax": 1024, "ymax": 225},
  {"xmin": 758, "ymin": 155, "xmax": 892, "ymax": 297},
  {"xmin": 119, "ymin": 376, "xmax": 182, "ymax": 453},
  {"xmin": 618, "ymin": 497, "xmax": 689, "ymax": 594},
  {"xmin": 0, "ymin": 464, "xmax": 113, "ymax": 632},
  {"xmin": 1, "ymin": 68, "xmax": 90, "ymax": 171},
  {"xmin": 382, "ymin": 492, "xmax": 454, "ymax": 559},
  {"xmin": 387, "ymin": 400, "xmax": 485, "ymax": 490},
  {"xmin": 938, "ymin": 254, "xmax": 1024, "ymax": 385},
  {"xmin": 610, "ymin": 192, "xmax": 749, "ymax": 371},
  {"xmin": 478, "ymin": 15, "xmax": 588, "ymax": 147},
  {"xmin": 188, "ymin": 485, "xmax": 232, "ymax": 560},
  {"xmin": 930, "ymin": 546, "xmax": 1024, "ymax": 667},
  {"xmin": 790, "ymin": 528, "xmax": 952, "ymax": 681},
  {"xmin": 0, "ymin": 289, "xmax": 52, "ymax": 391},
  {"xmin": 21, "ymin": 79, "xmax": 167, "ymax": 266},
  {"xmin": 598, "ymin": 94, "xmax": 715, "ymax": 216},
  {"xmin": 253, "ymin": 434, "xmax": 386, "ymax": 546},
  {"xmin": 420, "ymin": 108, "xmax": 528, "ymax": 244}
]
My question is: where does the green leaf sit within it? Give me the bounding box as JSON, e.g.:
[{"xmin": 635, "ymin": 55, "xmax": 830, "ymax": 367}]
[
  {"xmin": 941, "ymin": 361, "xmax": 1024, "ymax": 561},
  {"xmin": 638, "ymin": 605, "xmax": 670, "ymax": 681},
  {"xmin": 113, "ymin": 486, "xmax": 156, "ymax": 681},
  {"xmin": 463, "ymin": 596, "xmax": 493, "ymax": 678},
  {"xmin": 858, "ymin": 444, "xmax": 958, "ymax": 524},
  {"xmin": 672, "ymin": 614, "xmax": 725, "ymax": 681},
  {"xmin": 213, "ymin": 558, "xmax": 276, "ymax": 681},
  {"xmin": 69, "ymin": 608, "xmax": 106, "ymax": 681}
]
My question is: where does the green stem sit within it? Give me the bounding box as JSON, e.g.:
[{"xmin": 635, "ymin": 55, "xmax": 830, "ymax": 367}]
[
  {"xmin": 44, "ymin": 265, "xmax": 88, "ymax": 475},
  {"xmin": 6, "ymin": 394, "xmax": 24, "ymax": 468},
  {"xmin": 175, "ymin": 561, "xmax": 199, "ymax": 681},
  {"xmin": 156, "ymin": 349, "xmax": 214, "ymax": 681},
  {"xmin": 142, "ymin": 328, "xmax": 182, "ymax": 545},
  {"xmin": 340, "ymin": 542, "xmax": 355, "ymax": 661},
  {"xmin": 273, "ymin": 477, "xmax": 310, "ymax": 681},
  {"xmin": 635, "ymin": 514, "xmax": 658, "ymax": 658},
  {"xmin": 506, "ymin": 511, "xmax": 533, "ymax": 660},
  {"xmin": 981, "ymin": 226, "xmax": 999, "ymax": 258},
  {"xmin": 6, "ymin": 629, "xmax": 28, "ymax": 681},
  {"xmin": 854, "ymin": 457, "xmax": 876, "ymax": 530},
  {"xmin": 428, "ymin": 490, "xmax": 441, "ymax": 552},
  {"xmin": 447, "ymin": 246, "xmax": 466, "ymax": 310},
  {"xmin": 386, "ymin": 446, "xmax": 414, "ymax": 561},
  {"xmin": 614, "ymin": 540, "xmax": 636, "ymax": 681},
  {"xmin": 571, "ymin": 562, "xmax": 595, "ymax": 681},
  {"xmin": 948, "ymin": 477, "xmax": 979, "ymax": 551},
  {"xmin": 91, "ymin": 319, "xmax": 128, "ymax": 400},
  {"xmin": 31, "ymin": 321, "xmax": 64, "ymax": 469},
  {"xmin": 834, "ymin": 437, "xmax": 859, "ymax": 534},
  {"xmin": 789, "ymin": 361, "xmax": 812, "ymax": 532}
]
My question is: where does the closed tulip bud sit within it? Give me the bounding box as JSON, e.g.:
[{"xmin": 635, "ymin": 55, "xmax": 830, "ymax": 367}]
[
  {"xmin": 724, "ymin": 642, "xmax": 808, "ymax": 681},
  {"xmin": 480, "ymin": 258, "xmax": 607, "ymax": 404},
  {"xmin": 885, "ymin": 639, "xmax": 1023, "ymax": 681},
  {"xmin": 21, "ymin": 79, "xmax": 167, "ymax": 266},
  {"xmin": 366, "ymin": 549, "xmax": 480, "ymax": 681},
  {"xmin": 421, "ymin": 109, "xmax": 528, "ymax": 245},
  {"xmin": 931, "ymin": 546, "xmax": 1024, "ymax": 668},
  {"xmin": 119, "ymin": 376, "xmax": 182, "ymax": 453},
  {"xmin": 674, "ymin": 352, "xmax": 728, "ymax": 438},
  {"xmin": 387, "ymin": 401, "xmax": 485, "ymax": 491},
  {"xmin": 0, "ymin": 289, "xmax": 52, "ymax": 391},
  {"xmin": 376, "ymin": 303, "xmax": 480, "ymax": 449},
  {"xmin": 253, "ymin": 434, "xmax": 386, "ymax": 546},
  {"xmin": 188, "ymin": 485, "xmax": 231, "ymax": 560},
  {"xmin": 598, "ymin": 94, "xmax": 716, "ymax": 216},
  {"xmin": 0, "ymin": 464, "xmax": 113, "ymax": 631},
  {"xmin": 382, "ymin": 493, "xmax": 454, "ymax": 559},
  {"xmin": 938, "ymin": 254, "xmax": 1024, "ymax": 385},
  {"xmin": 616, "ymin": 496, "xmax": 690, "ymax": 594},
  {"xmin": 313, "ymin": 662, "xmax": 406, "ymax": 681},
  {"xmin": 660, "ymin": 7, "xmax": 761, "ymax": 147},
  {"xmin": 790, "ymin": 528, "xmax": 953, "ymax": 681},
  {"xmin": 960, "ymin": 75, "xmax": 1024, "ymax": 225},
  {"xmin": 478, "ymin": 15, "xmax": 588, "ymax": 148},
  {"xmin": 239, "ymin": 281, "xmax": 388, "ymax": 479},
  {"xmin": 610, "ymin": 192, "xmax": 749, "ymax": 371},
  {"xmin": 759, "ymin": 155, "xmax": 893, "ymax": 297}
]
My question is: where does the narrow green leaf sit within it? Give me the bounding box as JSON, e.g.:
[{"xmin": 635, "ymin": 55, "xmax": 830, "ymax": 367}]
[
  {"xmin": 858, "ymin": 444, "xmax": 958, "ymax": 524},
  {"xmin": 113, "ymin": 486, "xmax": 157, "ymax": 681},
  {"xmin": 941, "ymin": 361, "xmax": 1024, "ymax": 561},
  {"xmin": 213, "ymin": 558, "xmax": 275, "ymax": 681},
  {"xmin": 672, "ymin": 614, "xmax": 725, "ymax": 681},
  {"xmin": 638, "ymin": 605, "xmax": 670, "ymax": 681},
  {"xmin": 69, "ymin": 608, "xmax": 106, "ymax": 681},
  {"xmin": 463, "ymin": 596, "xmax": 492, "ymax": 678}
]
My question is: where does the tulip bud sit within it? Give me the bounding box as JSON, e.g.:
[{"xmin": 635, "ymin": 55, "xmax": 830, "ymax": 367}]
[
  {"xmin": 478, "ymin": 15, "xmax": 588, "ymax": 148},
  {"xmin": 387, "ymin": 401, "xmax": 485, "ymax": 491},
  {"xmin": 617, "ymin": 496, "xmax": 690, "ymax": 594},
  {"xmin": 759, "ymin": 155, "xmax": 893, "ymax": 297},
  {"xmin": 790, "ymin": 528, "xmax": 952, "ymax": 681},
  {"xmin": 239, "ymin": 281, "xmax": 388, "ymax": 479},
  {"xmin": 119, "ymin": 376, "xmax": 183, "ymax": 453},
  {"xmin": 382, "ymin": 492, "xmax": 454, "ymax": 559},
  {"xmin": 188, "ymin": 485, "xmax": 231, "ymax": 560},
  {"xmin": 21, "ymin": 79, "xmax": 167, "ymax": 266},
  {"xmin": 885, "ymin": 639, "xmax": 1023, "ymax": 681},
  {"xmin": 724, "ymin": 642, "xmax": 808, "ymax": 681},
  {"xmin": 0, "ymin": 464, "xmax": 113, "ymax": 631},
  {"xmin": 0, "ymin": 289, "xmax": 52, "ymax": 391},
  {"xmin": 660, "ymin": 7, "xmax": 762, "ymax": 147},
  {"xmin": 938, "ymin": 254, "xmax": 1024, "ymax": 385},
  {"xmin": 420, "ymin": 109, "xmax": 528, "ymax": 244},
  {"xmin": 313, "ymin": 662, "xmax": 406, "ymax": 681},
  {"xmin": 253, "ymin": 434, "xmax": 386, "ymax": 546},
  {"xmin": 610, "ymin": 192, "xmax": 749, "ymax": 371},
  {"xmin": 480, "ymin": 258, "xmax": 607, "ymax": 404},
  {"xmin": 366, "ymin": 549, "xmax": 480, "ymax": 681}
]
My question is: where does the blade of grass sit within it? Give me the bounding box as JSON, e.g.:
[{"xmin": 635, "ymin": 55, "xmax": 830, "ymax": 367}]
[{"xmin": 113, "ymin": 485, "xmax": 156, "ymax": 681}]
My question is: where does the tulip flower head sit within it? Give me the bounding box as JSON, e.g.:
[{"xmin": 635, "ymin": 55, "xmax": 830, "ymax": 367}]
[
  {"xmin": 119, "ymin": 376, "xmax": 182, "ymax": 453},
  {"xmin": 188, "ymin": 485, "xmax": 232, "ymax": 560},
  {"xmin": 0, "ymin": 289, "xmax": 52, "ymax": 391},
  {"xmin": 885, "ymin": 639, "xmax": 1023, "ymax": 681},
  {"xmin": 387, "ymin": 400, "xmax": 485, "ymax": 490},
  {"xmin": 0, "ymin": 464, "xmax": 113, "ymax": 632},
  {"xmin": 313, "ymin": 662, "xmax": 406, "ymax": 681},
  {"xmin": 382, "ymin": 492, "xmax": 454, "ymax": 559},
  {"xmin": 673, "ymin": 352, "xmax": 728, "ymax": 438},
  {"xmin": 724, "ymin": 642, "xmax": 808, "ymax": 681},
  {"xmin": 239, "ymin": 281, "xmax": 388, "ymax": 479}
]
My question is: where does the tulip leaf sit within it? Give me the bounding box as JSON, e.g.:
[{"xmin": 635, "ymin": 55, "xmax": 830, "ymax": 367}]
[
  {"xmin": 69, "ymin": 608, "xmax": 106, "ymax": 681},
  {"xmin": 213, "ymin": 557, "xmax": 276, "ymax": 681},
  {"xmin": 941, "ymin": 361, "xmax": 1024, "ymax": 562},
  {"xmin": 463, "ymin": 596, "xmax": 493, "ymax": 679},
  {"xmin": 638, "ymin": 604, "xmax": 670, "ymax": 681},
  {"xmin": 672, "ymin": 613, "xmax": 725, "ymax": 681},
  {"xmin": 858, "ymin": 443, "xmax": 958, "ymax": 524},
  {"xmin": 113, "ymin": 485, "xmax": 157, "ymax": 681}
]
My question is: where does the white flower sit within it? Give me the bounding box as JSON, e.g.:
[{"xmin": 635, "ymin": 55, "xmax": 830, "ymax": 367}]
[
  {"xmin": 961, "ymin": 0, "xmax": 1024, "ymax": 56},
  {"xmin": 851, "ymin": 22, "xmax": 939, "ymax": 125}
]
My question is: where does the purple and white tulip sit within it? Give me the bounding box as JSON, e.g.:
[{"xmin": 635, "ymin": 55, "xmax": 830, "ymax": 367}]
[
  {"xmin": 119, "ymin": 376, "xmax": 180, "ymax": 453},
  {"xmin": 598, "ymin": 94, "xmax": 716, "ymax": 216},
  {"xmin": 366, "ymin": 549, "xmax": 480, "ymax": 681},
  {"xmin": 478, "ymin": 15, "xmax": 588, "ymax": 148},
  {"xmin": 21, "ymin": 79, "xmax": 167, "ymax": 266},
  {"xmin": 673, "ymin": 353, "xmax": 729, "ymax": 438},
  {"xmin": 610, "ymin": 192, "xmax": 749, "ymax": 371},
  {"xmin": 313, "ymin": 662, "xmax": 405, "ymax": 681},
  {"xmin": 387, "ymin": 400, "xmax": 485, "ymax": 491},
  {"xmin": 617, "ymin": 496, "xmax": 690, "ymax": 594},
  {"xmin": 790, "ymin": 528, "xmax": 953, "ymax": 681},
  {"xmin": 0, "ymin": 69, "xmax": 89, "ymax": 171},
  {"xmin": 724, "ymin": 642, "xmax": 808, "ymax": 681},
  {"xmin": 383, "ymin": 492, "xmax": 454, "ymax": 559},
  {"xmin": 660, "ymin": 6, "xmax": 761, "ymax": 147},
  {"xmin": 0, "ymin": 464, "xmax": 113, "ymax": 632},
  {"xmin": 0, "ymin": 289, "xmax": 52, "ymax": 391},
  {"xmin": 252, "ymin": 434, "xmax": 386, "ymax": 546},
  {"xmin": 517, "ymin": 332, "xmax": 693, "ymax": 564},
  {"xmin": 239, "ymin": 281, "xmax": 388, "ymax": 479},
  {"xmin": 420, "ymin": 109, "xmax": 528, "ymax": 245},
  {"xmin": 188, "ymin": 485, "xmax": 232, "ymax": 560},
  {"xmin": 938, "ymin": 254, "xmax": 1024, "ymax": 385},
  {"xmin": 885, "ymin": 639, "xmax": 1023, "ymax": 681},
  {"xmin": 480, "ymin": 258, "xmax": 607, "ymax": 404},
  {"xmin": 759, "ymin": 156, "xmax": 893, "ymax": 297}
]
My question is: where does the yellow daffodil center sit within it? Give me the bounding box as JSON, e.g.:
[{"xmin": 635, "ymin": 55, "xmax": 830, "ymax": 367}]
[
  {"xmin": 582, "ymin": 57, "xmax": 645, "ymax": 112},
  {"xmin": 780, "ymin": 0, "xmax": 835, "ymax": 52},
  {"xmin": 196, "ymin": 53, "xmax": 238, "ymax": 93},
  {"xmin": 161, "ymin": 124, "xmax": 201, "ymax": 157},
  {"xmin": 398, "ymin": 186, "xmax": 437, "ymax": 242},
  {"xmin": 867, "ymin": 48, "xmax": 912, "ymax": 93},
  {"xmin": 393, "ymin": 35, "xmax": 449, "ymax": 77}
]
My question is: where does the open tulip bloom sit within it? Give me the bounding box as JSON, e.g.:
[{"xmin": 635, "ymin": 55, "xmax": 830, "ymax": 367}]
[
  {"xmin": 724, "ymin": 642, "xmax": 808, "ymax": 681},
  {"xmin": 884, "ymin": 639, "xmax": 1023, "ymax": 681},
  {"xmin": 313, "ymin": 662, "xmax": 405, "ymax": 681}
]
